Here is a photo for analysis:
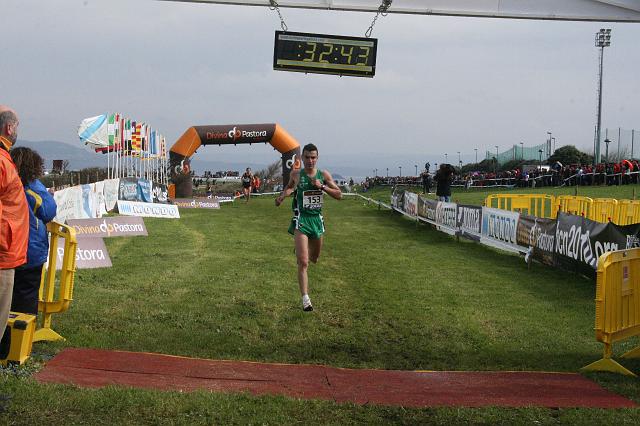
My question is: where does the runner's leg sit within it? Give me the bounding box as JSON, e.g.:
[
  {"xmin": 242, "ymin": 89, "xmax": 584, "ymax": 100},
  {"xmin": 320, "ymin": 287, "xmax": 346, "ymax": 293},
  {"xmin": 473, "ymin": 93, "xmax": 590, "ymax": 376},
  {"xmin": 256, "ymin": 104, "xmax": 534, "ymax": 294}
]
[
  {"xmin": 308, "ymin": 236, "xmax": 323, "ymax": 264},
  {"xmin": 294, "ymin": 230, "xmax": 310, "ymax": 296}
]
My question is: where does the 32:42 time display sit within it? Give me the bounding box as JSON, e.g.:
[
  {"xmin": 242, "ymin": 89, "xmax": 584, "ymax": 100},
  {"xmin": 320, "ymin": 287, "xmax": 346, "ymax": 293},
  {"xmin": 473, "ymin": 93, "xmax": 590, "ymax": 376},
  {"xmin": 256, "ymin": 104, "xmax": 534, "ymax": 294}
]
[{"xmin": 273, "ymin": 31, "xmax": 378, "ymax": 78}]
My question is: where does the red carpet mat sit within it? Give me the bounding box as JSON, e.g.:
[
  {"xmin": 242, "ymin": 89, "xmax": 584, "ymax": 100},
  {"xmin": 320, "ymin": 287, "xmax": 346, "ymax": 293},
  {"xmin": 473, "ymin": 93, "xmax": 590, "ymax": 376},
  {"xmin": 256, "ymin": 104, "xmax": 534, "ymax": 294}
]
[{"xmin": 34, "ymin": 348, "xmax": 636, "ymax": 408}]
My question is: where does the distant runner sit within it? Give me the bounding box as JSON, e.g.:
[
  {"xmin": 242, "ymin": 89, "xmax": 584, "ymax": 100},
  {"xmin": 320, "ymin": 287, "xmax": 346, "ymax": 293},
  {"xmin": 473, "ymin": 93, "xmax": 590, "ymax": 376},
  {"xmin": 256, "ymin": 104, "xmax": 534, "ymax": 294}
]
[
  {"xmin": 275, "ymin": 143, "xmax": 342, "ymax": 311},
  {"xmin": 241, "ymin": 167, "xmax": 253, "ymax": 202}
]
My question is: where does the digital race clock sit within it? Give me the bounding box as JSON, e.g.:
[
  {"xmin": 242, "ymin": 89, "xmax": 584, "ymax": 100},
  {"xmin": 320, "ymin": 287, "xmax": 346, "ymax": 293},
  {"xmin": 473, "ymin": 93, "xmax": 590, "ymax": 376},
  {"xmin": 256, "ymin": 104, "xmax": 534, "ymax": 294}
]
[{"xmin": 273, "ymin": 31, "xmax": 377, "ymax": 78}]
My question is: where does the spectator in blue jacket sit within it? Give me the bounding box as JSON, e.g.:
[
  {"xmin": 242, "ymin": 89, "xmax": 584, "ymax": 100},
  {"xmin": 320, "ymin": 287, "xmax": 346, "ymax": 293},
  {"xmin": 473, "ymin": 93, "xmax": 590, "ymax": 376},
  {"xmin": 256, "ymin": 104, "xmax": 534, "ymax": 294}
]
[{"xmin": 10, "ymin": 147, "xmax": 57, "ymax": 315}]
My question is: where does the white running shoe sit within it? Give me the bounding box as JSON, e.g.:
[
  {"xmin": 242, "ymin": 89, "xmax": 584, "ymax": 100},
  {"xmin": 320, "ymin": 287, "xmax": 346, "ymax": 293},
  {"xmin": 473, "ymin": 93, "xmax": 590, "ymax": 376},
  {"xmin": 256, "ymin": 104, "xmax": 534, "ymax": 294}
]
[{"xmin": 302, "ymin": 295, "xmax": 313, "ymax": 312}]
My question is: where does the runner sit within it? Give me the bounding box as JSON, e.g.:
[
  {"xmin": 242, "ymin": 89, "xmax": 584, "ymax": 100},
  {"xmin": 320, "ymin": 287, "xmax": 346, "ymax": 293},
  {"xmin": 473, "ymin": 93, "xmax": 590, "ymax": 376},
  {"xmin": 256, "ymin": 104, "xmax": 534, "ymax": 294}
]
[
  {"xmin": 241, "ymin": 167, "xmax": 253, "ymax": 202},
  {"xmin": 275, "ymin": 144, "xmax": 342, "ymax": 311}
]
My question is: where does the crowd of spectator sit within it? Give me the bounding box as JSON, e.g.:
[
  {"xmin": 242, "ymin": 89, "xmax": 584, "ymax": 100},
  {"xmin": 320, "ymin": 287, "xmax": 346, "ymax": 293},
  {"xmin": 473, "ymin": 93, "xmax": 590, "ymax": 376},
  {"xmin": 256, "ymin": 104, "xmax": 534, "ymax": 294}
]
[{"xmin": 359, "ymin": 159, "xmax": 640, "ymax": 192}]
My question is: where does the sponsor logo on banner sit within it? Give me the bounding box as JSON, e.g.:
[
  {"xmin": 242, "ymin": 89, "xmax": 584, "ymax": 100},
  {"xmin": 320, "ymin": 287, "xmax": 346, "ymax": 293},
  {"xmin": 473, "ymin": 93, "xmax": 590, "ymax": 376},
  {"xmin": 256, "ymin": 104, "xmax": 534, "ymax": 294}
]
[
  {"xmin": 54, "ymin": 237, "xmax": 112, "ymax": 269},
  {"xmin": 456, "ymin": 204, "xmax": 482, "ymax": 241},
  {"xmin": 418, "ymin": 196, "xmax": 437, "ymax": 222},
  {"xmin": 481, "ymin": 207, "xmax": 519, "ymax": 246},
  {"xmin": 119, "ymin": 177, "xmax": 138, "ymax": 201},
  {"xmin": 403, "ymin": 192, "xmax": 418, "ymax": 217},
  {"xmin": 173, "ymin": 198, "xmax": 221, "ymax": 209},
  {"xmin": 554, "ymin": 212, "xmax": 626, "ymax": 270},
  {"xmin": 516, "ymin": 215, "xmax": 557, "ymax": 266},
  {"xmin": 436, "ymin": 202, "xmax": 457, "ymax": 229},
  {"xmin": 137, "ymin": 179, "xmax": 153, "ymax": 203},
  {"xmin": 117, "ymin": 200, "xmax": 180, "ymax": 218},
  {"xmin": 66, "ymin": 217, "xmax": 147, "ymax": 238},
  {"xmin": 153, "ymin": 183, "xmax": 169, "ymax": 203},
  {"xmin": 195, "ymin": 124, "xmax": 274, "ymax": 144}
]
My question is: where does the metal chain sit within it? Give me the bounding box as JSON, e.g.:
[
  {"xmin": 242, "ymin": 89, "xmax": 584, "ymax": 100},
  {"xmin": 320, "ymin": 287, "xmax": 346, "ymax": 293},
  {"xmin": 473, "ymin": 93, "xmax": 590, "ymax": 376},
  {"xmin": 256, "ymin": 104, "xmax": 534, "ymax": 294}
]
[
  {"xmin": 365, "ymin": 0, "xmax": 392, "ymax": 38},
  {"xmin": 269, "ymin": 0, "xmax": 288, "ymax": 32}
]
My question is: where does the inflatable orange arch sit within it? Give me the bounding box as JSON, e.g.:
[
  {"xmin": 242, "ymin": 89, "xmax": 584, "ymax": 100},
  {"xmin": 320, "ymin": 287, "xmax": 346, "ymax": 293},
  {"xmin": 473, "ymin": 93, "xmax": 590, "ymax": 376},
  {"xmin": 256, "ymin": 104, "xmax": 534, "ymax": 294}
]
[{"xmin": 169, "ymin": 123, "xmax": 301, "ymax": 198}]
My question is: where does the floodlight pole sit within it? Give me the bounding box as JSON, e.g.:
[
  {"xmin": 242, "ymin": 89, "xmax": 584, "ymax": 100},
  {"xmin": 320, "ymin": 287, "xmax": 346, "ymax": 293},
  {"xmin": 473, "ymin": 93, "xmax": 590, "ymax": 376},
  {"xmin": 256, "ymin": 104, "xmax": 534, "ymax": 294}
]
[{"xmin": 594, "ymin": 28, "xmax": 611, "ymax": 165}]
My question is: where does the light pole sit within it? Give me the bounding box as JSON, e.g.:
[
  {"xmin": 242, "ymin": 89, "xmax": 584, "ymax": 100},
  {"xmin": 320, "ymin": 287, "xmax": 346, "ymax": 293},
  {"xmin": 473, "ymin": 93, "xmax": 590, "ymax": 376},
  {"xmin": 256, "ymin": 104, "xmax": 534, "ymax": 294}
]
[
  {"xmin": 546, "ymin": 131, "xmax": 552, "ymax": 159},
  {"xmin": 551, "ymin": 137, "xmax": 556, "ymax": 154},
  {"xmin": 594, "ymin": 28, "xmax": 612, "ymax": 164},
  {"xmin": 605, "ymin": 138, "xmax": 611, "ymax": 162},
  {"xmin": 538, "ymin": 149, "xmax": 543, "ymax": 171},
  {"xmin": 495, "ymin": 146, "xmax": 499, "ymax": 169},
  {"xmin": 386, "ymin": 167, "xmax": 388, "ymax": 178},
  {"xmin": 399, "ymin": 166, "xmax": 402, "ymax": 177},
  {"xmin": 520, "ymin": 142, "xmax": 524, "ymax": 160},
  {"xmin": 474, "ymin": 148, "xmax": 478, "ymax": 164},
  {"xmin": 444, "ymin": 153, "xmax": 448, "ymax": 163},
  {"xmin": 414, "ymin": 164, "xmax": 418, "ymax": 176}
]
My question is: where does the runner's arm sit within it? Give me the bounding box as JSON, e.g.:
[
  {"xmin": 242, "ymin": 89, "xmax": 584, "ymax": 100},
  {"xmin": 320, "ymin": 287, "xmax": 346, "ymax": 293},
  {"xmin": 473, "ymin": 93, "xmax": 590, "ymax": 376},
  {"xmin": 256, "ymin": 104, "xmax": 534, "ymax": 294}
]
[
  {"xmin": 319, "ymin": 170, "xmax": 342, "ymax": 200},
  {"xmin": 275, "ymin": 170, "xmax": 299, "ymax": 206}
]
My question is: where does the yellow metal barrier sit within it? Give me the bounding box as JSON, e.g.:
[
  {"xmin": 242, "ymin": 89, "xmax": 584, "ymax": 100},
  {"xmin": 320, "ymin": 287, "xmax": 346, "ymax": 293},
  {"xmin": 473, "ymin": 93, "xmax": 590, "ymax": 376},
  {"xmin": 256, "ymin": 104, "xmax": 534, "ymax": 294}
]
[
  {"xmin": 555, "ymin": 195, "xmax": 593, "ymax": 218},
  {"xmin": 615, "ymin": 200, "xmax": 640, "ymax": 225},
  {"xmin": 484, "ymin": 194, "xmax": 556, "ymax": 218},
  {"xmin": 591, "ymin": 198, "xmax": 618, "ymax": 223},
  {"xmin": 582, "ymin": 248, "xmax": 640, "ymax": 376},
  {"xmin": 34, "ymin": 221, "xmax": 78, "ymax": 342}
]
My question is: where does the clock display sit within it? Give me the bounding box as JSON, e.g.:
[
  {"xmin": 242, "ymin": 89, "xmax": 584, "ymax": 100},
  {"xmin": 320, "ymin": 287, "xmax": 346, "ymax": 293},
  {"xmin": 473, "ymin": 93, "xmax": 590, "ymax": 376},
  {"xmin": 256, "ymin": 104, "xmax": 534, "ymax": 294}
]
[{"xmin": 274, "ymin": 31, "xmax": 377, "ymax": 78}]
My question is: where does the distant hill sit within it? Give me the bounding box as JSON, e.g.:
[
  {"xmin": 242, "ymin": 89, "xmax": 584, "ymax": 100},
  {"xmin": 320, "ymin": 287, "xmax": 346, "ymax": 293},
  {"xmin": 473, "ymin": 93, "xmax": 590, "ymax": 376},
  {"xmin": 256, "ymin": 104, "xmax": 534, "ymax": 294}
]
[{"xmin": 18, "ymin": 139, "xmax": 105, "ymax": 170}]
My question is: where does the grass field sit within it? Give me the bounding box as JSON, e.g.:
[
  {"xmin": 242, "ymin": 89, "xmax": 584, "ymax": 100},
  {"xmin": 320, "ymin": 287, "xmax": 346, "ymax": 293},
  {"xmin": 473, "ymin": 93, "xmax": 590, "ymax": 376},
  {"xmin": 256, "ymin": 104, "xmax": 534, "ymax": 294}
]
[{"xmin": 1, "ymin": 191, "xmax": 640, "ymax": 424}]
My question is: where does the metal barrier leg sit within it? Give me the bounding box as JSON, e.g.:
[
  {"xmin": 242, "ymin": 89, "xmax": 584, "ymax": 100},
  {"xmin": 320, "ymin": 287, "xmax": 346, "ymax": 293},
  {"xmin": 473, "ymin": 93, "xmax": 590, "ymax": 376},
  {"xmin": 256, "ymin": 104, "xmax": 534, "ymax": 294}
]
[
  {"xmin": 33, "ymin": 312, "xmax": 65, "ymax": 342},
  {"xmin": 621, "ymin": 345, "xmax": 640, "ymax": 359},
  {"xmin": 581, "ymin": 343, "xmax": 637, "ymax": 376}
]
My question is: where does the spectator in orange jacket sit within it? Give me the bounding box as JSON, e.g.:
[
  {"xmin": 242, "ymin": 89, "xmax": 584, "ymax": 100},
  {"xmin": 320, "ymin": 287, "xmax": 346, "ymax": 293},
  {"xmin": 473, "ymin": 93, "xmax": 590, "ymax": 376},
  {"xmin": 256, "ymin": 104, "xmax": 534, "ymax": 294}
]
[{"xmin": 0, "ymin": 105, "xmax": 29, "ymax": 355}]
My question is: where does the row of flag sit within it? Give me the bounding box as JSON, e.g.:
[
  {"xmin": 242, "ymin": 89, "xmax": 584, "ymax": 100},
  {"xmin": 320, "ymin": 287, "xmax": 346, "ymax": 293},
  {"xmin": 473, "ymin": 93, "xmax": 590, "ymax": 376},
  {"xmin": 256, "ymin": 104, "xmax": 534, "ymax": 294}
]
[{"xmin": 78, "ymin": 113, "xmax": 167, "ymax": 158}]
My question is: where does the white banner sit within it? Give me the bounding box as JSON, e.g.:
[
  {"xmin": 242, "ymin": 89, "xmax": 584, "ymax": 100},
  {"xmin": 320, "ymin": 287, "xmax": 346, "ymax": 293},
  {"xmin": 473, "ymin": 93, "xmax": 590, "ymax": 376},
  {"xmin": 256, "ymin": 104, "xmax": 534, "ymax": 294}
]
[
  {"xmin": 103, "ymin": 178, "xmax": 120, "ymax": 212},
  {"xmin": 53, "ymin": 186, "xmax": 85, "ymax": 223},
  {"xmin": 481, "ymin": 207, "xmax": 520, "ymax": 248},
  {"xmin": 117, "ymin": 200, "xmax": 180, "ymax": 218}
]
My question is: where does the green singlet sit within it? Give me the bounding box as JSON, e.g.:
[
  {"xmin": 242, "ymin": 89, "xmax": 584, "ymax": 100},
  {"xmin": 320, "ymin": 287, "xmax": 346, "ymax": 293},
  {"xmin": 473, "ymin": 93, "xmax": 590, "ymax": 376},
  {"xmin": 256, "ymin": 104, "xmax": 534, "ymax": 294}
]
[{"xmin": 288, "ymin": 169, "xmax": 325, "ymax": 239}]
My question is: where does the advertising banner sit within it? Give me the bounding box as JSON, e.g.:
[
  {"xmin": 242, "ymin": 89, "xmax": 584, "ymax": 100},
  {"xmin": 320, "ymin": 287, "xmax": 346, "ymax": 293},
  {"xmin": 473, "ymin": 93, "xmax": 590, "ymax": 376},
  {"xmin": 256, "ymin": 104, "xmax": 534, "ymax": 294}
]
[
  {"xmin": 554, "ymin": 212, "xmax": 640, "ymax": 271},
  {"xmin": 403, "ymin": 192, "xmax": 418, "ymax": 217},
  {"xmin": 53, "ymin": 185, "xmax": 84, "ymax": 223},
  {"xmin": 66, "ymin": 217, "xmax": 148, "ymax": 239},
  {"xmin": 81, "ymin": 184, "xmax": 98, "ymax": 218},
  {"xmin": 54, "ymin": 237, "xmax": 112, "ymax": 269},
  {"xmin": 417, "ymin": 196, "xmax": 437, "ymax": 223},
  {"xmin": 117, "ymin": 200, "xmax": 180, "ymax": 218},
  {"xmin": 516, "ymin": 214, "xmax": 557, "ymax": 266},
  {"xmin": 119, "ymin": 177, "xmax": 139, "ymax": 201},
  {"xmin": 481, "ymin": 207, "xmax": 520, "ymax": 249},
  {"xmin": 435, "ymin": 201, "xmax": 457, "ymax": 231},
  {"xmin": 173, "ymin": 198, "xmax": 221, "ymax": 209},
  {"xmin": 391, "ymin": 188, "xmax": 405, "ymax": 210},
  {"xmin": 153, "ymin": 182, "xmax": 169, "ymax": 204},
  {"xmin": 456, "ymin": 204, "xmax": 482, "ymax": 241},
  {"xmin": 94, "ymin": 181, "xmax": 107, "ymax": 216},
  {"xmin": 103, "ymin": 178, "xmax": 120, "ymax": 212},
  {"xmin": 137, "ymin": 179, "xmax": 153, "ymax": 203}
]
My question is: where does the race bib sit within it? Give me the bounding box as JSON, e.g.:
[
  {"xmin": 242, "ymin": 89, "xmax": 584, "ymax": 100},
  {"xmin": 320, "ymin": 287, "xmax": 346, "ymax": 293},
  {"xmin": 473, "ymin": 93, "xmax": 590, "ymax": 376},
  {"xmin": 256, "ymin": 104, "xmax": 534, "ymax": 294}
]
[{"xmin": 302, "ymin": 190, "xmax": 323, "ymax": 210}]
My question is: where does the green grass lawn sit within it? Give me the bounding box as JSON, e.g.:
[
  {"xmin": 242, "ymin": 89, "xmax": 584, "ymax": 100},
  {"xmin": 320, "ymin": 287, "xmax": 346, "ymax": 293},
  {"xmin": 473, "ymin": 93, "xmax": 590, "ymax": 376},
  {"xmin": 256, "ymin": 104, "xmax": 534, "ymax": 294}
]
[{"xmin": 1, "ymin": 193, "xmax": 640, "ymax": 424}]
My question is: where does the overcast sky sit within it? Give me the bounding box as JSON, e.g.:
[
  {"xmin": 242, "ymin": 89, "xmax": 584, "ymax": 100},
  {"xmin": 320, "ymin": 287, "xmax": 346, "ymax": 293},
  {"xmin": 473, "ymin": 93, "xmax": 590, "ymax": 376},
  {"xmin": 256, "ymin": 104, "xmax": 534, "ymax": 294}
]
[{"xmin": 2, "ymin": 0, "xmax": 639, "ymax": 176}]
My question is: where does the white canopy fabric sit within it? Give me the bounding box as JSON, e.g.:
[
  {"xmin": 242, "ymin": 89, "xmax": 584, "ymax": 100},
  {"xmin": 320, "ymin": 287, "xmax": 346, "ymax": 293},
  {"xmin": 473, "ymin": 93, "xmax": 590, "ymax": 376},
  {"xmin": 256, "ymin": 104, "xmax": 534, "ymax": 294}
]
[{"xmin": 159, "ymin": 0, "xmax": 640, "ymax": 22}]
